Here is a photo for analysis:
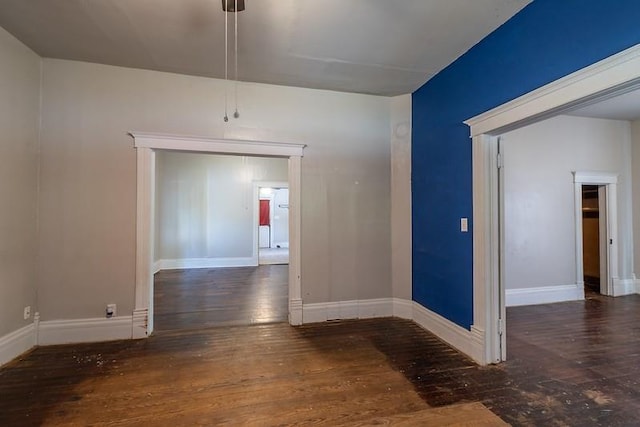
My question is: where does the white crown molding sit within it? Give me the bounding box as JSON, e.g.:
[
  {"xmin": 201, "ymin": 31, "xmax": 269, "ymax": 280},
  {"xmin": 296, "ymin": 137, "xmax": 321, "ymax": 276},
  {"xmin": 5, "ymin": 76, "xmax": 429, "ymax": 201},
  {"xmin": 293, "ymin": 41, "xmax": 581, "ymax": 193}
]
[
  {"xmin": 465, "ymin": 44, "xmax": 640, "ymax": 136},
  {"xmin": 0, "ymin": 323, "xmax": 36, "ymax": 367}
]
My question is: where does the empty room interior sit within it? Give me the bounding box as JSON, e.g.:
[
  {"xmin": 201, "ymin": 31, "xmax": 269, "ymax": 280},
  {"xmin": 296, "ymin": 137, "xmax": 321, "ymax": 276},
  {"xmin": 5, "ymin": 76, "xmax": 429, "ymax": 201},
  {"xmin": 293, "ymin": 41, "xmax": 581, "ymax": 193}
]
[{"xmin": 2, "ymin": 1, "xmax": 640, "ymax": 425}]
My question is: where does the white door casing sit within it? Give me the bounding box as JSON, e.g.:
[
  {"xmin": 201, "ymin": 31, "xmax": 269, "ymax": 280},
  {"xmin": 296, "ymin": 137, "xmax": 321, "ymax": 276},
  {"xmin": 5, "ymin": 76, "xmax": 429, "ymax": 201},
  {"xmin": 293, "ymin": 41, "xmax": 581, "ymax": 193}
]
[
  {"xmin": 465, "ymin": 44, "xmax": 640, "ymax": 364},
  {"xmin": 131, "ymin": 133, "xmax": 305, "ymax": 338},
  {"xmin": 573, "ymin": 172, "xmax": 618, "ymax": 297}
]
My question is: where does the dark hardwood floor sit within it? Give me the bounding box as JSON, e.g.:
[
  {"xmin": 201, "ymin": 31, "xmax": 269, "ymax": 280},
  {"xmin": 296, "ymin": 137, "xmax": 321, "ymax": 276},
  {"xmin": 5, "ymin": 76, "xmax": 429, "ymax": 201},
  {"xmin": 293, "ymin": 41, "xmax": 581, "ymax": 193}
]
[
  {"xmin": 0, "ymin": 320, "xmax": 503, "ymax": 426},
  {"xmin": 154, "ymin": 265, "xmax": 288, "ymax": 331},
  {"xmin": 1, "ymin": 285, "xmax": 640, "ymax": 425}
]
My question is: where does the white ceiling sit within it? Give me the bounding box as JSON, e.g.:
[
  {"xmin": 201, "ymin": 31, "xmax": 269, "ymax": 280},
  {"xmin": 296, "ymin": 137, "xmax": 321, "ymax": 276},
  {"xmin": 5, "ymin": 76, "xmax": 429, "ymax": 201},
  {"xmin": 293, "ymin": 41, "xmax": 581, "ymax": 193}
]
[
  {"xmin": 0, "ymin": 0, "xmax": 530, "ymax": 96},
  {"xmin": 567, "ymin": 88, "xmax": 640, "ymax": 121}
]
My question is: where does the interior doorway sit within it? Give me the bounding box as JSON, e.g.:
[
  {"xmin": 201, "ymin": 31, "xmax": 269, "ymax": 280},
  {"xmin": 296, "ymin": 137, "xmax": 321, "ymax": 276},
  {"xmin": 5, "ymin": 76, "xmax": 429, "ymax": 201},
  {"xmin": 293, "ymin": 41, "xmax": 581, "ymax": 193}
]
[
  {"xmin": 256, "ymin": 183, "xmax": 290, "ymax": 265},
  {"xmin": 581, "ymin": 184, "xmax": 608, "ymax": 295},
  {"xmin": 467, "ymin": 46, "xmax": 640, "ymax": 365},
  {"xmin": 132, "ymin": 133, "xmax": 305, "ymax": 338}
]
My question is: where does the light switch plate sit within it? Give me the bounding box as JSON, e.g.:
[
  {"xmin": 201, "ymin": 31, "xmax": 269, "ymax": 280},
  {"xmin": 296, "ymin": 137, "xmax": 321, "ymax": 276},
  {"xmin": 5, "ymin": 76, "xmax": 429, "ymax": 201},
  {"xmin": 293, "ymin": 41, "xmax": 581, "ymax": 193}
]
[{"xmin": 460, "ymin": 217, "xmax": 468, "ymax": 232}]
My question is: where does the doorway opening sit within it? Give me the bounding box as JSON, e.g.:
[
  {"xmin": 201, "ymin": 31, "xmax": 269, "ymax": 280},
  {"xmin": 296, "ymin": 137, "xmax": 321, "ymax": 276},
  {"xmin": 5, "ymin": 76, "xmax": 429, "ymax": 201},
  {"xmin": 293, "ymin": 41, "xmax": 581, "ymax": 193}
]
[
  {"xmin": 467, "ymin": 45, "xmax": 640, "ymax": 365},
  {"xmin": 131, "ymin": 133, "xmax": 305, "ymax": 338},
  {"xmin": 151, "ymin": 152, "xmax": 290, "ymax": 331},
  {"xmin": 256, "ymin": 183, "xmax": 289, "ymax": 265},
  {"xmin": 581, "ymin": 185, "xmax": 607, "ymax": 295}
]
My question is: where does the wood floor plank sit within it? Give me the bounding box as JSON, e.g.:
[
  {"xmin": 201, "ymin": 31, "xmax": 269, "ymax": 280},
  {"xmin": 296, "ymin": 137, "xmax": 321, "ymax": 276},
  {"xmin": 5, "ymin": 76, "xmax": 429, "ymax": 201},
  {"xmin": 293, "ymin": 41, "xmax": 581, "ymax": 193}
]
[
  {"xmin": 4, "ymin": 272, "xmax": 640, "ymax": 425},
  {"xmin": 154, "ymin": 265, "xmax": 288, "ymax": 331}
]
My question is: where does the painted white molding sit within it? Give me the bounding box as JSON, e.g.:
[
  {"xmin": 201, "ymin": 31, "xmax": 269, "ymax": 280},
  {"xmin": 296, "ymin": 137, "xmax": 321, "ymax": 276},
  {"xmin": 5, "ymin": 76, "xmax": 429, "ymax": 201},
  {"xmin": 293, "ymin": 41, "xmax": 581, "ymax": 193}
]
[
  {"xmin": 412, "ymin": 302, "xmax": 485, "ymax": 365},
  {"xmin": 468, "ymin": 44, "xmax": 640, "ymax": 364},
  {"xmin": 0, "ymin": 297, "xmax": 488, "ymax": 367},
  {"xmin": 612, "ymin": 278, "xmax": 638, "ymax": 296},
  {"xmin": 156, "ymin": 257, "xmax": 256, "ymax": 270},
  {"xmin": 134, "ymin": 147, "xmax": 155, "ymax": 336},
  {"xmin": 38, "ymin": 317, "xmax": 134, "ymax": 346},
  {"xmin": 152, "ymin": 260, "xmax": 162, "ymax": 275},
  {"xmin": 302, "ymin": 298, "xmax": 394, "ymax": 324},
  {"xmin": 472, "ymin": 134, "xmax": 503, "ymax": 364},
  {"xmin": 0, "ymin": 324, "xmax": 36, "ymax": 367},
  {"xmin": 302, "ymin": 297, "xmax": 486, "ymax": 365},
  {"xmin": 288, "ymin": 156, "xmax": 303, "ymax": 326},
  {"xmin": 573, "ymin": 171, "xmax": 619, "ymax": 297},
  {"xmin": 132, "ymin": 133, "xmax": 305, "ymax": 335},
  {"xmin": 132, "ymin": 308, "xmax": 149, "ymax": 339},
  {"xmin": 392, "ymin": 298, "xmax": 413, "ymax": 320},
  {"xmin": 289, "ymin": 298, "xmax": 303, "ymax": 326},
  {"xmin": 505, "ymin": 284, "xmax": 583, "ymax": 307},
  {"xmin": 465, "ymin": 44, "xmax": 640, "ymax": 136},
  {"xmin": 131, "ymin": 132, "xmax": 305, "ymax": 157},
  {"xmin": 573, "ymin": 171, "xmax": 619, "ymax": 184}
]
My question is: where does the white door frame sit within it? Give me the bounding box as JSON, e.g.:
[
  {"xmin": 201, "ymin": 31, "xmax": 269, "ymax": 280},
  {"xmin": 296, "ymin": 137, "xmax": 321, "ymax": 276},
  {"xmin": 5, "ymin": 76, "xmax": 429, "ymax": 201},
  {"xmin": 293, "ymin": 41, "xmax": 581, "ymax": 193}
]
[
  {"xmin": 465, "ymin": 44, "xmax": 640, "ymax": 364},
  {"xmin": 130, "ymin": 133, "xmax": 305, "ymax": 338},
  {"xmin": 573, "ymin": 172, "xmax": 618, "ymax": 297}
]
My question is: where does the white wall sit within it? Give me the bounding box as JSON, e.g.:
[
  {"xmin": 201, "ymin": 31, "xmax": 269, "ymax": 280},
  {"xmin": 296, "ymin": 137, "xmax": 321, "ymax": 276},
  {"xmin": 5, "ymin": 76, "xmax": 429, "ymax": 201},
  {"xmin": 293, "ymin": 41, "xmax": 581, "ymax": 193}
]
[
  {"xmin": 632, "ymin": 120, "xmax": 640, "ymax": 280},
  {"xmin": 390, "ymin": 94, "xmax": 412, "ymax": 300},
  {"xmin": 0, "ymin": 27, "xmax": 41, "ymax": 337},
  {"xmin": 37, "ymin": 58, "xmax": 392, "ymax": 321},
  {"xmin": 502, "ymin": 115, "xmax": 635, "ymax": 302},
  {"xmin": 155, "ymin": 152, "xmax": 287, "ymax": 263}
]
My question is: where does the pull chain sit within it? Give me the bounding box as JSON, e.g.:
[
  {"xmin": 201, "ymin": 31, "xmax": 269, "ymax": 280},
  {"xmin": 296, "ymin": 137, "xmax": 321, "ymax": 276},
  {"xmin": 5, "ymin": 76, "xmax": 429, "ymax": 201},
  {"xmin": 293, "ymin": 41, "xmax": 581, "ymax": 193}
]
[
  {"xmin": 233, "ymin": 1, "xmax": 239, "ymax": 119},
  {"xmin": 223, "ymin": 2, "xmax": 229, "ymax": 122}
]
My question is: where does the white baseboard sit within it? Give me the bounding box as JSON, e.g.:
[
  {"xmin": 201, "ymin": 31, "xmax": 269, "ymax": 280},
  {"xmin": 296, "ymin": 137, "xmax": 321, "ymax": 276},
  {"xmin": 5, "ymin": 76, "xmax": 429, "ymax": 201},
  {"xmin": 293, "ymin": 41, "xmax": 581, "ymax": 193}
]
[
  {"xmin": 38, "ymin": 316, "xmax": 133, "ymax": 346},
  {"xmin": 505, "ymin": 284, "xmax": 582, "ymax": 307},
  {"xmin": 613, "ymin": 278, "xmax": 638, "ymax": 296},
  {"xmin": 156, "ymin": 257, "xmax": 257, "ymax": 271},
  {"xmin": 0, "ymin": 323, "xmax": 36, "ymax": 367},
  {"xmin": 132, "ymin": 308, "xmax": 149, "ymax": 339},
  {"xmin": 412, "ymin": 301, "xmax": 484, "ymax": 364},
  {"xmin": 152, "ymin": 260, "xmax": 162, "ymax": 274},
  {"xmin": 302, "ymin": 298, "xmax": 394, "ymax": 324},
  {"xmin": 392, "ymin": 298, "xmax": 413, "ymax": 319},
  {"xmin": 301, "ymin": 297, "xmax": 485, "ymax": 364}
]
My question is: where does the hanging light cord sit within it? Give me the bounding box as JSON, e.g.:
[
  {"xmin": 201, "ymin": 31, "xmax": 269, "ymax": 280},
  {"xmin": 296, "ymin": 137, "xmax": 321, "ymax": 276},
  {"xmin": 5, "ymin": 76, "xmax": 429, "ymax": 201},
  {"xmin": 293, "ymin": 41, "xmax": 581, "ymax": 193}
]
[
  {"xmin": 233, "ymin": 2, "xmax": 239, "ymax": 119},
  {"xmin": 223, "ymin": 3, "xmax": 229, "ymax": 122}
]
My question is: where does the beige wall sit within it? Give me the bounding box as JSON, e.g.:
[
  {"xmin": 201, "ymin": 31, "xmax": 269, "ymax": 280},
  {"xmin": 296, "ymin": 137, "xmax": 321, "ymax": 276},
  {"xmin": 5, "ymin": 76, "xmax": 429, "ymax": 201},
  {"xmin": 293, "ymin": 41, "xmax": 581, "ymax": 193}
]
[
  {"xmin": 632, "ymin": 120, "xmax": 640, "ymax": 279},
  {"xmin": 38, "ymin": 59, "xmax": 393, "ymax": 320},
  {"xmin": 0, "ymin": 27, "xmax": 41, "ymax": 336},
  {"xmin": 503, "ymin": 115, "xmax": 635, "ymax": 291},
  {"xmin": 155, "ymin": 152, "xmax": 287, "ymax": 261},
  {"xmin": 390, "ymin": 94, "xmax": 412, "ymax": 300}
]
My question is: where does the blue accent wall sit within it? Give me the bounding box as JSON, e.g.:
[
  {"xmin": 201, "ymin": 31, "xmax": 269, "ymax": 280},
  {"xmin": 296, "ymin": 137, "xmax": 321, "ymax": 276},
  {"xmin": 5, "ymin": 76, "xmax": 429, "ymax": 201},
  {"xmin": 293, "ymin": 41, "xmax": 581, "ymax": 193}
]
[{"xmin": 412, "ymin": 0, "xmax": 640, "ymax": 329}]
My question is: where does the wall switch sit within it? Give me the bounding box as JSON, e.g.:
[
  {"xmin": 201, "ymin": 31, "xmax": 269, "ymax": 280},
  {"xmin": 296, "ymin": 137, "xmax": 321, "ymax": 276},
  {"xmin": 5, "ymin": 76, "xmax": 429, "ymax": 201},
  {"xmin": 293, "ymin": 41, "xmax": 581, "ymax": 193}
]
[
  {"xmin": 106, "ymin": 304, "xmax": 116, "ymax": 318},
  {"xmin": 460, "ymin": 217, "xmax": 469, "ymax": 232},
  {"xmin": 23, "ymin": 306, "xmax": 31, "ymax": 320}
]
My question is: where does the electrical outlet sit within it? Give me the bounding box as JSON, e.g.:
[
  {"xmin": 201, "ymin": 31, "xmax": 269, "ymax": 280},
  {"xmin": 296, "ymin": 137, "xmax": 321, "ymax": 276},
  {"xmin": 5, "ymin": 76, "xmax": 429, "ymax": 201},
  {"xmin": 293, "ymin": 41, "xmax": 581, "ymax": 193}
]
[
  {"xmin": 23, "ymin": 306, "xmax": 31, "ymax": 320},
  {"xmin": 106, "ymin": 304, "xmax": 116, "ymax": 318}
]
